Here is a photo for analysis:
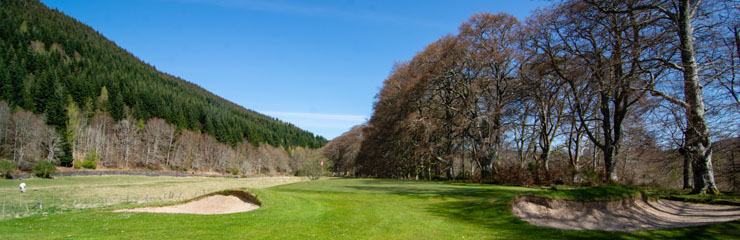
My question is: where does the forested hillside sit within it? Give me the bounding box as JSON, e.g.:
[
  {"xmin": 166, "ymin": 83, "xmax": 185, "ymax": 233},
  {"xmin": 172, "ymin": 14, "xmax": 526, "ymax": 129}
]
[
  {"xmin": 0, "ymin": 0, "xmax": 326, "ymax": 173},
  {"xmin": 328, "ymin": 0, "xmax": 740, "ymax": 194}
]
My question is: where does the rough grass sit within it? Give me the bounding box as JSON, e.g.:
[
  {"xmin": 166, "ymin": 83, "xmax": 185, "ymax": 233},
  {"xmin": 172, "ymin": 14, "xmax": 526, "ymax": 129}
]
[
  {"xmin": 0, "ymin": 175, "xmax": 305, "ymax": 219},
  {"xmin": 532, "ymin": 184, "xmax": 642, "ymax": 201},
  {"xmin": 0, "ymin": 178, "xmax": 738, "ymax": 239},
  {"xmin": 645, "ymin": 189, "xmax": 740, "ymax": 206}
]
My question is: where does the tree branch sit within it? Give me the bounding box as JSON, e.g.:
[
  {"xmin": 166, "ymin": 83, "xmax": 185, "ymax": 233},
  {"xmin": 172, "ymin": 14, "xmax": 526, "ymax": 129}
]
[{"xmin": 644, "ymin": 87, "xmax": 690, "ymax": 109}]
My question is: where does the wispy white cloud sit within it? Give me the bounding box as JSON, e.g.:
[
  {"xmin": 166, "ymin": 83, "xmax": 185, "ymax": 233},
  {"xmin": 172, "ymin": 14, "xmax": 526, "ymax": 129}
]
[
  {"xmin": 172, "ymin": 0, "xmax": 446, "ymax": 29},
  {"xmin": 260, "ymin": 111, "xmax": 367, "ymax": 139},
  {"xmin": 263, "ymin": 111, "xmax": 367, "ymax": 123}
]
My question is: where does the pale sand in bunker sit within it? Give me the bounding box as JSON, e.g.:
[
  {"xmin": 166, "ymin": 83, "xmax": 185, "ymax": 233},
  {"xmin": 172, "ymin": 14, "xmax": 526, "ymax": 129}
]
[
  {"xmin": 114, "ymin": 191, "xmax": 259, "ymax": 215},
  {"xmin": 512, "ymin": 195, "xmax": 740, "ymax": 231}
]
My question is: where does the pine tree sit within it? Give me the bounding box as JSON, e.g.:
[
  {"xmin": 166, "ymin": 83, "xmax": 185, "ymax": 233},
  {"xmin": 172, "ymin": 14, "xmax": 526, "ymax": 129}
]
[
  {"xmin": 44, "ymin": 85, "xmax": 73, "ymax": 166},
  {"xmin": 45, "ymin": 83, "xmax": 67, "ymax": 128},
  {"xmin": 33, "ymin": 70, "xmax": 56, "ymax": 113},
  {"xmin": 8, "ymin": 53, "xmax": 26, "ymax": 108},
  {"xmin": 110, "ymin": 91, "xmax": 124, "ymax": 121},
  {"xmin": 0, "ymin": 62, "xmax": 9, "ymax": 101}
]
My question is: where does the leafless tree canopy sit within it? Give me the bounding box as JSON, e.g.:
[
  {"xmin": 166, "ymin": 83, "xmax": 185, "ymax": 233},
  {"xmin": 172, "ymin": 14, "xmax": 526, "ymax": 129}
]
[
  {"xmin": 328, "ymin": 0, "xmax": 740, "ymax": 193},
  {"xmin": 0, "ymin": 100, "xmax": 323, "ymax": 177}
]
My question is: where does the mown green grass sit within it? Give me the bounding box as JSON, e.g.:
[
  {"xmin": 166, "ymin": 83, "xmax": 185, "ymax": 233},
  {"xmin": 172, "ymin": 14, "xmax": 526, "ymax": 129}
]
[{"xmin": 1, "ymin": 178, "xmax": 739, "ymax": 239}]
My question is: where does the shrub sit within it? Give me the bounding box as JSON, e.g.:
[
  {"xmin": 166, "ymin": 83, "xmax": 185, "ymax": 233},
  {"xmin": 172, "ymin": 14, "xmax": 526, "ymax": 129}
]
[
  {"xmin": 227, "ymin": 167, "xmax": 239, "ymax": 175},
  {"xmin": 81, "ymin": 148, "xmax": 98, "ymax": 169},
  {"xmin": 297, "ymin": 156, "xmax": 329, "ymax": 180},
  {"xmin": 143, "ymin": 163, "xmax": 163, "ymax": 171},
  {"xmin": 81, "ymin": 159, "xmax": 97, "ymax": 169},
  {"xmin": 73, "ymin": 160, "xmax": 96, "ymax": 169},
  {"xmin": 581, "ymin": 170, "xmax": 602, "ymax": 186},
  {"xmin": 0, "ymin": 160, "xmax": 16, "ymax": 178},
  {"xmin": 33, "ymin": 161, "xmax": 56, "ymax": 178}
]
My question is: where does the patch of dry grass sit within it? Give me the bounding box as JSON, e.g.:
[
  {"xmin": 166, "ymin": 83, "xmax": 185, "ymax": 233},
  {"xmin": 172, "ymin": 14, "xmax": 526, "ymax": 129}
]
[{"xmin": 0, "ymin": 175, "xmax": 306, "ymax": 219}]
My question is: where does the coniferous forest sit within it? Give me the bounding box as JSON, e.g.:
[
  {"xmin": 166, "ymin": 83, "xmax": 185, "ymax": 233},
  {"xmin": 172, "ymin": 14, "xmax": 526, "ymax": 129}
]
[{"xmin": 0, "ymin": 0, "xmax": 327, "ymax": 175}]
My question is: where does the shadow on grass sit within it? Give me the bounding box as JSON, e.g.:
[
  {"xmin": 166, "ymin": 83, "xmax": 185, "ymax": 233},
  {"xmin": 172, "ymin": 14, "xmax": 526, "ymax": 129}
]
[
  {"xmin": 345, "ymin": 180, "xmax": 740, "ymax": 239},
  {"xmin": 534, "ymin": 184, "xmax": 641, "ymax": 201}
]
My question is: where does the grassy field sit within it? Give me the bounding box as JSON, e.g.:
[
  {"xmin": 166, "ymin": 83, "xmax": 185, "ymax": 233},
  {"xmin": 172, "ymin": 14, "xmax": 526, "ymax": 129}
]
[
  {"xmin": 0, "ymin": 175, "xmax": 306, "ymax": 219},
  {"xmin": 1, "ymin": 177, "xmax": 739, "ymax": 239}
]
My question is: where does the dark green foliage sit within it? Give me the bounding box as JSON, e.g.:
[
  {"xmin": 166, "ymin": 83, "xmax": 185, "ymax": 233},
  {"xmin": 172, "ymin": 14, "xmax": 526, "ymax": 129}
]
[
  {"xmin": 44, "ymin": 81, "xmax": 67, "ymax": 128},
  {"xmin": 32, "ymin": 70, "xmax": 56, "ymax": 113},
  {"xmin": 0, "ymin": 159, "xmax": 15, "ymax": 178},
  {"xmin": 32, "ymin": 161, "xmax": 56, "ymax": 178},
  {"xmin": 0, "ymin": 0, "xmax": 327, "ymax": 149},
  {"xmin": 59, "ymin": 141, "xmax": 73, "ymax": 167},
  {"xmin": 109, "ymin": 91, "xmax": 124, "ymax": 121}
]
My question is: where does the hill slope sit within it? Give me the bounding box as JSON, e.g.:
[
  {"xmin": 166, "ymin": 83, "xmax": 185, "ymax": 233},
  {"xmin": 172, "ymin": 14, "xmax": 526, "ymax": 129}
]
[{"xmin": 0, "ymin": 0, "xmax": 327, "ymax": 153}]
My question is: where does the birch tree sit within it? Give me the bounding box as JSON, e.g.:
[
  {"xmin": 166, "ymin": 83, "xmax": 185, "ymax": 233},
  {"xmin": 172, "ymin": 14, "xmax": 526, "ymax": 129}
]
[{"xmin": 114, "ymin": 118, "xmax": 137, "ymax": 168}]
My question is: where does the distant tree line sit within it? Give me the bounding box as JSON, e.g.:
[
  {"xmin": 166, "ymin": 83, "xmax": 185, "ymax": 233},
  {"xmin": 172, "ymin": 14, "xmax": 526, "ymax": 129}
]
[
  {"xmin": 321, "ymin": 125, "xmax": 364, "ymax": 176},
  {"xmin": 338, "ymin": 0, "xmax": 739, "ymax": 194},
  {"xmin": 0, "ymin": 0, "xmax": 327, "ymax": 172},
  {"xmin": 0, "ymin": 100, "xmax": 326, "ymax": 176}
]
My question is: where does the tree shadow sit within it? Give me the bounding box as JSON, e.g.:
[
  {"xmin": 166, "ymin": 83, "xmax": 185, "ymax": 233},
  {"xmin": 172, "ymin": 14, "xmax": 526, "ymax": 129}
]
[{"xmin": 345, "ymin": 181, "xmax": 740, "ymax": 239}]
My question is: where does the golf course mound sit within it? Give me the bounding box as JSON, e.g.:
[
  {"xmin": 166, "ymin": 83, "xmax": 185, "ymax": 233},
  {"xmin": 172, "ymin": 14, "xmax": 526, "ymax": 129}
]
[
  {"xmin": 114, "ymin": 190, "xmax": 260, "ymax": 215},
  {"xmin": 512, "ymin": 194, "xmax": 740, "ymax": 231}
]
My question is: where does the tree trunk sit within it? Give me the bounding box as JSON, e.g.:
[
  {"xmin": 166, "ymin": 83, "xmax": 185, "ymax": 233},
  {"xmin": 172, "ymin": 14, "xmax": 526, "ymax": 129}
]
[
  {"xmin": 567, "ymin": 122, "xmax": 584, "ymax": 184},
  {"xmin": 681, "ymin": 148, "xmax": 693, "ymax": 189},
  {"xmin": 599, "ymin": 93, "xmax": 620, "ymax": 183},
  {"xmin": 677, "ymin": 0, "xmax": 719, "ymax": 194},
  {"xmin": 165, "ymin": 131, "xmax": 174, "ymax": 167},
  {"xmin": 124, "ymin": 145, "xmax": 130, "ymax": 169},
  {"xmin": 486, "ymin": 114, "xmax": 502, "ymax": 180},
  {"xmin": 592, "ymin": 141, "xmax": 598, "ymax": 171},
  {"xmin": 732, "ymin": 151, "xmax": 738, "ymax": 192},
  {"xmin": 13, "ymin": 126, "xmax": 18, "ymax": 165},
  {"xmin": 603, "ymin": 143, "xmax": 618, "ymax": 182}
]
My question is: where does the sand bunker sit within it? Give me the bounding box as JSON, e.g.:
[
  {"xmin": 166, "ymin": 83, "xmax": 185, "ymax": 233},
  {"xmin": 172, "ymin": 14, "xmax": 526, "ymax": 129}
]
[
  {"xmin": 114, "ymin": 190, "xmax": 260, "ymax": 215},
  {"xmin": 512, "ymin": 195, "xmax": 740, "ymax": 231}
]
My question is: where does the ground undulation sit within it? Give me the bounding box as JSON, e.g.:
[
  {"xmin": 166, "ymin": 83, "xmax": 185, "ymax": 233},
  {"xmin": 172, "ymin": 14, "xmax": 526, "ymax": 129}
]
[{"xmin": 512, "ymin": 195, "xmax": 740, "ymax": 231}]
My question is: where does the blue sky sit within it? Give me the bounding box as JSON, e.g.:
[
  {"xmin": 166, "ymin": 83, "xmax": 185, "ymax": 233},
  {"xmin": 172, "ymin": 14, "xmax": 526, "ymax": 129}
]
[{"xmin": 41, "ymin": 0, "xmax": 547, "ymax": 140}]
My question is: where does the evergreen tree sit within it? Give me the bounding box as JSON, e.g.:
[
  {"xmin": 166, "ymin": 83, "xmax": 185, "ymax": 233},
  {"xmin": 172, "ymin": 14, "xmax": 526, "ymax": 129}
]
[
  {"xmin": 33, "ymin": 70, "xmax": 56, "ymax": 113},
  {"xmin": 45, "ymin": 85, "xmax": 73, "ymax": 166},
  {"xmin": 110, "ymin": 91, "xmax": 124, "ymax": 121},
  {"xmin": 0, "ymin": 63, "xmax": 9, "ymax": 101},
  {"xmin": 45, "ymin": 83, "xmax": 67, "ymax": 128},
  {"xmin": 8, "ymin": 54, "xmax": 26, "ymax": 108}
]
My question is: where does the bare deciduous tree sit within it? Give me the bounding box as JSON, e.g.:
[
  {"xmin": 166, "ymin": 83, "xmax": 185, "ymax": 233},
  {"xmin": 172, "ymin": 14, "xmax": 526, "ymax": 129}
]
[
  {"xmin": 12, "ymin": 110, "xmax": 44, "ymax": 169},
  {"xmin": 532, "ymin": 1, "xmax": 656, "ymax": 182},
  {"xmin": 114, "ymin": 118, "xmax": 138, "ymax": 168},
  {"xmin": 42, "ymin": 126, "xmax": 61, "ymax": 163}
]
